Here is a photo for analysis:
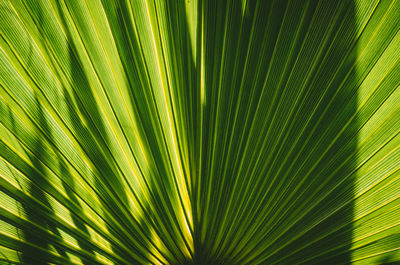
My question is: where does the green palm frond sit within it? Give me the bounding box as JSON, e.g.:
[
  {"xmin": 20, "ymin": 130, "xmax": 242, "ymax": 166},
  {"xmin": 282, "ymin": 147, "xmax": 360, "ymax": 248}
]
[{"xmin": 1, "ymin": 0, "xmax": 400, "ymax": 264}]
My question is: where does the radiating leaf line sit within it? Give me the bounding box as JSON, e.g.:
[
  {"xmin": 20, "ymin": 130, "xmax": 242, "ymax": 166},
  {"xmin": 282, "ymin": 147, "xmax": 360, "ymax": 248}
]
[{"xmin": 2, "ymin": 0, "xmax": 400, "ymax": 264}]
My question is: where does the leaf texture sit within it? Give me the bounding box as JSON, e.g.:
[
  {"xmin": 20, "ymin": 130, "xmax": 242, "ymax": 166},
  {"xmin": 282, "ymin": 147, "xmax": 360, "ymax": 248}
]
[{"xmin": 0, "ymin": 0, "xmax": 400, "ymax": 264}]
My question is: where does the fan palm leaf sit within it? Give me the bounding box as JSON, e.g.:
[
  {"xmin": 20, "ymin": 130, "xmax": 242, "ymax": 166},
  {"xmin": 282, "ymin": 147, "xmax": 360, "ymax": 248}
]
[{"xmin": 1, "ymin": 0, "xmax": 400, "ymax": 264}]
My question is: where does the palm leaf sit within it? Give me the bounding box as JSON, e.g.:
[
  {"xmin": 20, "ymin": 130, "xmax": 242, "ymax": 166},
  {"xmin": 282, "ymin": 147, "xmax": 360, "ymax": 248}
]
[{"xmin": 1, "ymin": 0, "xmax": 400, "ymax": 264}]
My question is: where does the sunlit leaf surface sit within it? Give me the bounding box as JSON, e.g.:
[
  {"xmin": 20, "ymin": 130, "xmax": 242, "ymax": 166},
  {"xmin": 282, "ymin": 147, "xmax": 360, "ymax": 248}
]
[{"xmin": 1, "ymin": 0, "xmax": 400, "ymax": 264}]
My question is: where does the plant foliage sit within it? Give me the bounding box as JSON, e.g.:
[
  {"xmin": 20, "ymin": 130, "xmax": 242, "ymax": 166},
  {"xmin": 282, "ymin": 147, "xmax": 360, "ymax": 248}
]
[{"xmin": 1, "ymin": 0, "xmax": 400, "ymax": 264}]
